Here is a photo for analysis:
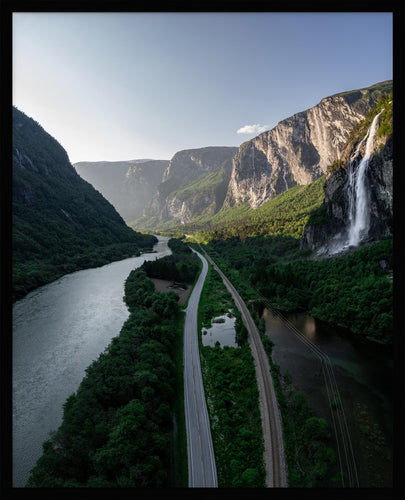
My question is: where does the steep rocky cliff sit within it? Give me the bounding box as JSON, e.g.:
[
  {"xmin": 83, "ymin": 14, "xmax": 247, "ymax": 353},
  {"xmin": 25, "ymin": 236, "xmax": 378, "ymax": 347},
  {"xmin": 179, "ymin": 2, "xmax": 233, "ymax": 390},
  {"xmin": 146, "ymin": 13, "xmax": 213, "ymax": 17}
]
[
  {"xmin": 224, "ymin": 81, "xmax": 392, "ymax": 209},
  {"xmin": 74, "ymin": 159, "xmax": 168, "ymax": 223},
  {"xmin": 138, "ymin": 146, "xmax": 238, "ymax": 227},
  {"xmin": 301, "ymin": 93, "xmax": 393, "ymax": 253}
]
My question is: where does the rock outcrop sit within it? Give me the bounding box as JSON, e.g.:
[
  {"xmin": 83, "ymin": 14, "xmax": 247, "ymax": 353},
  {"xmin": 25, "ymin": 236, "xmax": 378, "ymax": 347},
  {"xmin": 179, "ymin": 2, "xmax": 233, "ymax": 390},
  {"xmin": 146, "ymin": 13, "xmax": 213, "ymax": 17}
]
[
  {"xmin": 224, "ymin": 81, "xmax": 392, "ymax": 209},
  {"xmin": 301, "ymin": 95, "xmax": 393, "ymax": 253},
  {"xmin": 140, "ymin": 146, "xmax": 238, "ymax": 226}
]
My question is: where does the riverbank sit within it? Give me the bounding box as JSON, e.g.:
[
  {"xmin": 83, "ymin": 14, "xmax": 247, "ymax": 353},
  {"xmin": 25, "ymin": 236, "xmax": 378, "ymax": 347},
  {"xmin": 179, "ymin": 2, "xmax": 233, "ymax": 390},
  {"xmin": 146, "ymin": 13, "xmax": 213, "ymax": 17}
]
[
  {"xmin": 26, "ymin": 266, "xmax": 183, "ymax": 487},
  {"xmin": 16, "ymin": 237, "xmax": 201, "ymax": 488},
  {"xmin": 13, "ymin": 237, "xmax": 171, "ymax": 487},
  {"xmin": 13, "ymin": 237, "xmax": 158, "ymax": 303}
]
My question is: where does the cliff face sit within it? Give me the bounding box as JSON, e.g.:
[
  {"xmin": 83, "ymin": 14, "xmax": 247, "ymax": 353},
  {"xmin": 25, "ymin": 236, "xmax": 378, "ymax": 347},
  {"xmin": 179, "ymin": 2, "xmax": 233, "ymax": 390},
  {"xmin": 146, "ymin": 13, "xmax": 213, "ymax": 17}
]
[
  {"xmin": 121, "ymin": 160, "xmax": 169, "ymax": 222},
  {"xmin": 224, "ymin": 81, "xmax": 392, "ymax": 209},
  {"xmin": 74, "ymin": 159, "xmax": 168, "ymax": 223},
  {"xmin": 301, "ymin": 95, "xmax": 393, "ymax": 253},
  {"xmin": 141, "ymin": 146, "xmax": 238, "ymax": 225}
]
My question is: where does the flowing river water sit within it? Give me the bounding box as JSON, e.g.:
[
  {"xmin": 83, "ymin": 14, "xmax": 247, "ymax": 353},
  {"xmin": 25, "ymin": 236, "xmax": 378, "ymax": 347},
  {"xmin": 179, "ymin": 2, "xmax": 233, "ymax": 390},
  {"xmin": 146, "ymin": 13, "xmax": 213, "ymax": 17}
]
[
  {"xmin": 263, "ymin": 309, "xmax": 393, "ymax": 487},
  {"xmin": 12, "ymin": 237, "xmax": 171, "ymax": 487},
  {"xmin": 12, "ymin": 236, "xmax": 393, "ymax": 488}
]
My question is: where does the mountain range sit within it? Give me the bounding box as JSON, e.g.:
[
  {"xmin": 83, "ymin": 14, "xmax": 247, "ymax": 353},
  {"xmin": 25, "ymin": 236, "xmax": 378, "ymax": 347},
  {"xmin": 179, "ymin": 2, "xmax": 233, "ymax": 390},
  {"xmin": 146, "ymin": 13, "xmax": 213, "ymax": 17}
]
[
  {"xmin": 12, "ymin": 80, "xmax": 393, "ymax": 299},
  {"xmin": 74, "ymin": 81, "xmax": 391, "ymax": 235}
]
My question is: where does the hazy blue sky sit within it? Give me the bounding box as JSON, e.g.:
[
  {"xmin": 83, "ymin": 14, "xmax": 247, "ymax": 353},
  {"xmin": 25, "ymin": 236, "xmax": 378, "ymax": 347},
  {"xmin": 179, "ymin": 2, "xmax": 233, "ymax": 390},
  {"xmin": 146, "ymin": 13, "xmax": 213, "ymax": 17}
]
[{"xmin": 13, "ymin": 12, "xmax": 392, "ymax": 164}]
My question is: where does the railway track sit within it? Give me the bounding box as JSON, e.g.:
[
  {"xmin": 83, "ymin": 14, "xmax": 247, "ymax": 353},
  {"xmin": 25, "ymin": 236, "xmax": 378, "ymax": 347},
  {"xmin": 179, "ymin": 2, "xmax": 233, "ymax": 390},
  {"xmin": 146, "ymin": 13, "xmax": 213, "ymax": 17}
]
[
  {"xmin": 197, "ymin": 245, "xmax": 288, "ymax": 487},
  {"xmin": 190, "ymin": 238, "xmax": 359, "ymax": 487}
]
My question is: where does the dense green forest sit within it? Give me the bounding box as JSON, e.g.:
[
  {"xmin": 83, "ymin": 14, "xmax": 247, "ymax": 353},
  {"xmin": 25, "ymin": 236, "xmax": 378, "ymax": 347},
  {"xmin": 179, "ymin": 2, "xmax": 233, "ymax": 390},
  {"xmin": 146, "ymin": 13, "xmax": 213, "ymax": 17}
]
[
  {"xmin": 142, "ymin": 237, "xmax": 200, "ymax": 284},
  {"xmin": 194, "ymin": 175, "xmax": 326, "ymax": 242},
  {"xmin": 12, "ymin": 107, "xmax": 156, "ymax": 301},
  {"xmin": 27, "ymin": 239, "xmax": 199, "ymax": 487},
  {"xmin": 205, "ymin": 236, "xmax": 393, "ymax": 344}
]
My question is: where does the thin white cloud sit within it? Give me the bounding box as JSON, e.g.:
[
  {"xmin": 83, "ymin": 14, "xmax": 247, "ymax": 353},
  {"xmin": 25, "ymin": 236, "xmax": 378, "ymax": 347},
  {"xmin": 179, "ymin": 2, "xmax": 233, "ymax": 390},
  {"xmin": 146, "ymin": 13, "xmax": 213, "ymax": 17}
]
[{"xmin": 237, "ymin": 124, "xmax": 268, "ymax": 135}]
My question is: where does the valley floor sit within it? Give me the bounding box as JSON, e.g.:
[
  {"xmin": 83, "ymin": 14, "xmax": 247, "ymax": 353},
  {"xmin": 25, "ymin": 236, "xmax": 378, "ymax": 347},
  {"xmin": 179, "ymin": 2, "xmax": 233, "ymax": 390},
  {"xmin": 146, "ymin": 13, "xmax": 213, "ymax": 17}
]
[{"xmin": 198, "ymin": 244, "xmax": 288, "ymax": 487}]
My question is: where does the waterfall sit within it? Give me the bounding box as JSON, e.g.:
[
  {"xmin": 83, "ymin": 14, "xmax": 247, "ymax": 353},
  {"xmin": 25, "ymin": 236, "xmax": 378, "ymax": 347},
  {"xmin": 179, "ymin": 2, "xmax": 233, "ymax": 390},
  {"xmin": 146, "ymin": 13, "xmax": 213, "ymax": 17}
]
[
  {"xmin": 347, "ymin": 110, "xmax": 383, "ymax": 247},
  {"xmin": 282, "ymin": 169, "xmax": 289, "ymax": 191}
]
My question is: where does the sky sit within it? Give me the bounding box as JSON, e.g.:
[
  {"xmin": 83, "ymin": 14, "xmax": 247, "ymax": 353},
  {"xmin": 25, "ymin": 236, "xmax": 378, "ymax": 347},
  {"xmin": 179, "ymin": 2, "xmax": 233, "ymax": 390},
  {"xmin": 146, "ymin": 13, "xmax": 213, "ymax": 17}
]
[{"xmin": 13, "ymin": 12, "xmax": 393, "ymax": 164}]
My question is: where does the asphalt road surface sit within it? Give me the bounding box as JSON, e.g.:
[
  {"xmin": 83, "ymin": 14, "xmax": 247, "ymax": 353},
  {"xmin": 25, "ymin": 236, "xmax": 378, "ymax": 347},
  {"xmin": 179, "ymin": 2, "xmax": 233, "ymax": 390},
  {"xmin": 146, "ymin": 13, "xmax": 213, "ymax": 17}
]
[
  {"xmin": 198, "ymin": 245, "xmax": 288, "ymax": 488},
  {"xmin": 183, "ymin": 250, "xmax": 217, "ymax": 488}
]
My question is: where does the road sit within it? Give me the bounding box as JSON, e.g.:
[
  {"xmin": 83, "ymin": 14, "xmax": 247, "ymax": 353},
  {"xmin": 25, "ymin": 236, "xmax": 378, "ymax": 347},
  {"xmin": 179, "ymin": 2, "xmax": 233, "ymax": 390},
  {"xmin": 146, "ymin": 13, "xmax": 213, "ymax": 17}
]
[
  {"xmin": 197, "ymin": 245, "xmax": 288, "ymax": 488},
  {"xmin": 183, "ymin": 249, "xmax": 217, "ymax": 488}
]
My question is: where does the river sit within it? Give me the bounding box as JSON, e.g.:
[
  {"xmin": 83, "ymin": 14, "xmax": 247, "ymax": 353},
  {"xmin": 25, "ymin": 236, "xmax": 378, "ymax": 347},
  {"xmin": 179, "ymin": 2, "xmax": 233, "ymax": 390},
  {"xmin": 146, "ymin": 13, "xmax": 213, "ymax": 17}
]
[
  {"xmin": 12, "ymin": 237, "xmax": 171, "ymax": 487},
  {"xmin": 263, "ymin": 308, "xmax": 393, "ymax": 487}
]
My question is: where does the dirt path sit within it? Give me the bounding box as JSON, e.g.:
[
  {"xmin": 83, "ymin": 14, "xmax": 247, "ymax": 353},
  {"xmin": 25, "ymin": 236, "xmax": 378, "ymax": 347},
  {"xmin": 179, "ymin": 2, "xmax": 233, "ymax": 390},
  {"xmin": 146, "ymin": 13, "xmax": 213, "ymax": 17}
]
[{"xmin": 150, "ymin": 278, "xmax": 191, "ymax": 305}]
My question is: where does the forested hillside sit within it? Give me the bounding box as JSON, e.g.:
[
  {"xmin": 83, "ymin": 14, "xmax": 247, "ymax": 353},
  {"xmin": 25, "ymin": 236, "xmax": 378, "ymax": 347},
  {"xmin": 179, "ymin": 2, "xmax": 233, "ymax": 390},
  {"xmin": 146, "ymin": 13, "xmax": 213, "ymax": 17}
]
[
  {"xmin": 159, "ymin": 174, "xmax": 326, "ymax": 242},
  {"xmin": 12, "ymin": 107, "xmax": 156, "ymax": 301},
  {"xmin": 205, "ymin": 236, "xmax": 393, "ymax": 344}
]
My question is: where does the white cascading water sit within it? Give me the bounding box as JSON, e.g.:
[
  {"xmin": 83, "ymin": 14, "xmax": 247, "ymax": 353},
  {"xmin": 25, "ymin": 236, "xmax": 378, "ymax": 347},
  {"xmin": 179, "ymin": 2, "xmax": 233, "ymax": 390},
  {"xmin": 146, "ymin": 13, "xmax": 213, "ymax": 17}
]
[
  {"xmin": 347, "ymin": 110, "xmax": 383, "ymax": 247},
  {"xmin": 282, "ymin": 168, "xmax": 289, "ymax": 191}
]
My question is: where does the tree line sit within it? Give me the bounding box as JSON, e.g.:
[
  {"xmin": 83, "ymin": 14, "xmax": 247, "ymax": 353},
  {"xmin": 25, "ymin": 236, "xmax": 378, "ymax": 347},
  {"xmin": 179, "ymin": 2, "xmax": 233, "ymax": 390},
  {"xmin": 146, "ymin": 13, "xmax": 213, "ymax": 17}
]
[
  {"xmin": 27, "ymin": 238, "xmax": 199, "ymax": 487},
  {"xmin": 205, "ymin": 236, "xmax": 393, "ymax": 344},
  {"xmin": 142, "ymin": 237, "xmax": 200, "ymax": 284}
]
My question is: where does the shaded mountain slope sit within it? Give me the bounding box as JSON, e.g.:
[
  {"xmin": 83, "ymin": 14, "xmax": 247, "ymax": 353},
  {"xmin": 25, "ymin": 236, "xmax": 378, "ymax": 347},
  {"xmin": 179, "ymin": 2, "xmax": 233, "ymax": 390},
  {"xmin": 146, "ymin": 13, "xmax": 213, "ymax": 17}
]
[
  {"xmin": 74, "ymin": 159, "xmax": 168, "ymax": 223},
  {"xmin": 12, "ymin": 107, "xmax": 156, "ymax": 301}
]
